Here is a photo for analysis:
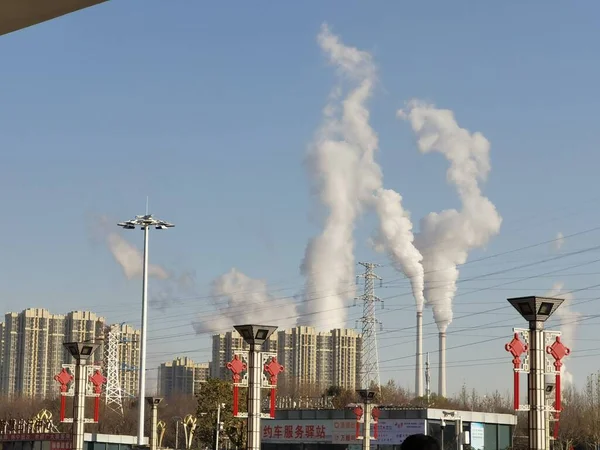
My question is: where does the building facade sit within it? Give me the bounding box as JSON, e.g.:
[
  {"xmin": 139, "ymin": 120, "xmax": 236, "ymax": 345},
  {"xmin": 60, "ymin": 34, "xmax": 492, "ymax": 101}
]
[
  {"xmin": 211, "ymin": 326, "xmax": 362, "ymax": 391},
  {"xmin": 211, "ymin": 329, "xmax": 277, "ymax": 380},
  {"xmin": 0, "ymin": 308, "xmax": 140, "ymax": 398},
  {"xmin": 157, "ymin": 357, "xmax": 210, "ymax": 397}
]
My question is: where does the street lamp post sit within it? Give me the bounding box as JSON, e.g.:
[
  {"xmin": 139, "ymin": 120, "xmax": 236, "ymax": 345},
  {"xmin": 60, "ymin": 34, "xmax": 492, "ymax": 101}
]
[
  {"xmin": 356, "ymin": 390, "xmax": 376, "ymax": 450},
  {"xmin": 146, "ymin": 397, "xmax": 163, "ymax": 450},
  {"xmin": 215, "ymin": 403, "xmax": 225, "ymax": 450},
  {"xmin": 63, "ymin": 342, "xmax": 101, "ymax": 450},
  {"xmin": 172, "ymin": 416, "xmax": 182, "ymax": 450},
  {"xmin": 118, "ymin": 214, "xmax": 174, "ymax": 446},
  {"xmin": 507, "ymin": 296, "xmax": 564, "ymax": 450},
  {"xmin": 234, "ymin": 324, "xmax": 278, "ymax": 450}
]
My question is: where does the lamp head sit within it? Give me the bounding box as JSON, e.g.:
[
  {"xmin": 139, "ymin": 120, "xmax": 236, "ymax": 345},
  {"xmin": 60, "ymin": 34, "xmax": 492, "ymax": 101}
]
[
  {"xmin": 63, "ymin": 342, "xmax": 100, "ymax": 362},
  {"xmin": 233, "ymin": 324, "xmax": 277, "ymax": 347},
  {"xmin": 356, "ymin": 389, "xmax": 376, "ymax": 402},
  {"xmin": 507, "ymin": 296, "xmax": 564, "ymax": 324},
  {"xmin": 146, "ymin": 397, "xmax": 163, "ymax": 407}
]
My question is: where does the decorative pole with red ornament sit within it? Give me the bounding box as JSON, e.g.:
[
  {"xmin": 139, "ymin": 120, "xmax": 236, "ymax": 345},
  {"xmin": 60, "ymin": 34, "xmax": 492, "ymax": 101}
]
[
  {"xmin": 226, "ymin": 354, "xmax": 247, "ymax": 418},
  {"xmin": 505, "ymin": 331, "xmax": 529, "ymax": 411},
  {"xmin": 54, "ymin": 368, "xmax": 74, "ymax": 422},
  {"xmin": 264, "ymin": 356, "xmax": 284, "ymax": 418},
  {"xmin": 507, "ymin": 296, "xmax": 564, "ymax": 450},
  {"xmin": 89, "ymin": 370, "xmax": 107, "ymax": 423},
  {"xmin": 546, "ymin": 335, "xmax": 571, "ymax": 440},
  {"xmin": 352, "ymin": 406, "xmax": 363, "ymax": 440}
]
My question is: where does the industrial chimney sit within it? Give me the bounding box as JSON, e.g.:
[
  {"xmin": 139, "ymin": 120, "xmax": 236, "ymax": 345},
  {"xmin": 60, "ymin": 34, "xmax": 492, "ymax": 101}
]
[
  {"xmin": 438, "ymin": 331, "xmax": 446, "ymax": 398},
  {"xmin": 415, "ymin": 311, "xmax": 423, "ymax": 397}
]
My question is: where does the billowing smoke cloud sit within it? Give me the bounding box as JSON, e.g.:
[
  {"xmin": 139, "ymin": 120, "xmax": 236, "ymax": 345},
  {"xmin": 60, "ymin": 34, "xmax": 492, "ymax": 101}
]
[
  {"xmin": 88, "ymin": 214, "xmax": 169, "ymax": 280},
  {"xmin": 299, "ymin": 23, "xmax": 382, "ymax": 330},
  {"xmin": 399, "ymin": 101, "xmax": 502, "ymax": 332},
  {"xmin": 192, "ymin": 268, "xmax": 298, "ymax": 334},
  {"xmin": 545, "ymin": 282, "xmax": 579, "ymax": 386},
  {"xmin": 106, "ymin": 233, "xmax": 170, "ymax": 280},
  {"xmin": 553, "ymin": 232, "xmax": 565, "ymax": 252},
  {"xmin": 372, "ymin": 189, "xmax": 425, "ymax": 311}
]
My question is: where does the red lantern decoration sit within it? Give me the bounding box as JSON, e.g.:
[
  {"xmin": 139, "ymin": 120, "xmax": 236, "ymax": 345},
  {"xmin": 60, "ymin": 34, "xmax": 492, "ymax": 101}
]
[
  {"xmin": 505, "ymin": 332, "xmax": 528, "ymax": 410},
  {"xmin": 54, "ymin": 368, "xmax": 73, "ymax": 422},
  {"xmin": 547, "ymin": 336, "xmax": 571, "ymax": 439},
  {"xmin": 353, "ymin": 406, "xmax": 363, "ymax": 439},
  {"xmin": 226, "ymin": 354, "xmax": 247, "ymax": 417},
  {"xmin": 264, "ymin": 357, "xmax": 284, "ymax": 418},
  {"xmin": 371, "ymin": 407, "xmax": 380, "ymax": 439},
  {"xmin": 89, "ymin": 370, "xmax": 107, "ymax": 422}
]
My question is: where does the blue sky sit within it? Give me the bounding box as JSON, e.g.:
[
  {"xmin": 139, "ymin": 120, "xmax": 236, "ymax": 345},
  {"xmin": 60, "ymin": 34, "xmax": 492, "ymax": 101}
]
[{"xmin": 1, "ymin": 1, "xmax": 600, "ymax": 396}]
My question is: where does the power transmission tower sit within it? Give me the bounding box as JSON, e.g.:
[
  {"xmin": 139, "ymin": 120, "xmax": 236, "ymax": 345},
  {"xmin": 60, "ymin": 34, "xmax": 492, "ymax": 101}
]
[
  {"xmin": 105, "ymin": 324, "xmax": 124, "ymax": 415},
  {"xmin": 357, "ymin": 262, "xmax": 382, "ymax": 391}
]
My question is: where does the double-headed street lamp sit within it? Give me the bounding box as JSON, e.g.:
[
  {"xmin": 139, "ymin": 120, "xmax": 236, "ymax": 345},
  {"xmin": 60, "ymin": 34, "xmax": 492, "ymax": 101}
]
[
  {"xmin": 64, "ymin": 342, "xmax": 101, "ymax": 450},
  {"xmin": 234, "ymin": 324, "xmax": 278, "ymax": 450},
  {"xmin": 507, "ymin": 296, "xmax": 564, "ymax": 450},
  {"xmin": 118, "ymin": 213, "xmax": 174, "ymax": 446}
]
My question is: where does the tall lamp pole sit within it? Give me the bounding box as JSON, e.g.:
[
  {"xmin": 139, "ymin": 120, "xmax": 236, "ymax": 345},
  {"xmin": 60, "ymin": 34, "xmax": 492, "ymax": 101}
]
[
  {"xmin": 118, "ymin": 213, "xmax": 174, "ymax": 446},
  {"xmin": 507, "ymin": 296, "xmax": 564, "ymax": 450}
]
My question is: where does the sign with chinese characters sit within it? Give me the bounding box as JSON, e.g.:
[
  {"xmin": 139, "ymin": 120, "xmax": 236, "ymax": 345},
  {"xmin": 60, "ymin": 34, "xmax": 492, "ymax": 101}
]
[
  {"xmin": 470, "ymin": 422, "xmax": 485, "ymax": 450},
  {"xmin": 262, "ymin": 419, "xmax": 425, "ymax": 445},
  {"xmin": 262, "ymin": 420, "xmax": 330, "ymax": 442}
]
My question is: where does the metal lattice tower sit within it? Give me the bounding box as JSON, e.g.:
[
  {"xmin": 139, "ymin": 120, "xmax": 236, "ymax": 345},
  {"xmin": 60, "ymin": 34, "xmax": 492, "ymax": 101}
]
[
  {"xmin": 357, "ymin": 262, "xmax": 382, "ymax": 390},
  {"xmin": 105, "ymin": 324, "xmax": 124, "ymax": 415}
]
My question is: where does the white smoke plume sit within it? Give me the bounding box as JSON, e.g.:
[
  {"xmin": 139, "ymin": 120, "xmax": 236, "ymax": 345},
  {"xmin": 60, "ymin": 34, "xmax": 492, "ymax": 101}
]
[
  {"xmin": 553, "ymin": 232, "xmax": 565, "ymax": 252},
  {"xmin": 399, "ymin": 101, "xmax": 502, "ymax": 332},
  {"xmin": 545, "ymin": 282, "xmax": 579, "ymax": 386},
  {"xmin": 88, "ymin": 214, "xmax": 169, "ymax": 280},
  {"xmin": 372, "ymin": 189, "xmax": 425, "ymax": 311},
  {"xmin": 192, "ymin": 268, "xmax": 298, "ymax": 334},
  {"xmin": 106, "ymin": 233, "xmax": 170, "ymax": 280},
  {"xmin": 299, "ymin": 23, "xmax": 382, "ymax": 330}
]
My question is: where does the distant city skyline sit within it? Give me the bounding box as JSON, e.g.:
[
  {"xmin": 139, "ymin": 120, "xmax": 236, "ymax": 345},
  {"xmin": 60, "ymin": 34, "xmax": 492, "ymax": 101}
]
[
  {"xmin": 1, "ymin": 1, "xmax": 599, "ymax": 396},
  {"xmin": 0, "ymin": 308, "xmax": 140, "ymax": 399}
]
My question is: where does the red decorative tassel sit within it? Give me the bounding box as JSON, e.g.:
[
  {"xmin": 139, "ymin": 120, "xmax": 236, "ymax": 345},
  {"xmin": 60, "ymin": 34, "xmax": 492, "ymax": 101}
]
[
  {"xmin": 60, "ymin": 396, "xmax": 66, "ymax": 422},
  {"xmin": 233, "ymin": 385, "xmax": 239, "ymax": 417},
  {"xmin": 355, "ymin": 421, "xmax": 360, "ymax": 439},
  {"xmin": 94, "ymin": 397, "xmax": 100, "ymax": 422},
  {"xmin": 555, "ymin": 373, "xmax": 561, "ymax": 412},
  {"xmin": 374, "ymin": 422, "xmax": 379, "ymax": 439},
  {"xmin": 514, "ymin": 371, "xmax": 519, "ymax": 410},
  {"xmin": 270, "ymin": 388, "xmax": 276, "ymax": 418}
]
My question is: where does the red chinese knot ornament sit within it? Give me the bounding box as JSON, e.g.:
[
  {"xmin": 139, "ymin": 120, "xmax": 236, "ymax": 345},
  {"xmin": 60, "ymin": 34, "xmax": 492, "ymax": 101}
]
[
  {"xmin": 547, "ymin": 335, "xmax": 571, "ymax": 438},
  {"xmin": 227, "ymin": 354, "xmax": 247, "ymax": 417},
  {"xmin": 505, "ymin": 333, "xmax": 528, "ymax": 411}
]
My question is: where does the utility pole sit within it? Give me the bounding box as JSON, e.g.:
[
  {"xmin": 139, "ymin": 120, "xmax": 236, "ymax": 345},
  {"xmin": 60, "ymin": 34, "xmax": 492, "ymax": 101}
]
[
  {"xmin": 104, "ymin": 324, "xmax": 124, "ymax": 415},
  {"xmin": 215, "ymin": 403, "xmax": 225, "ymax": 450},
  {"xmin": 425, "ymin": 352, "xmax": 431, "ymax": 405},
  {"xmin": 357, "ymin": 262, "xmax": 382, "ymax": 391}
]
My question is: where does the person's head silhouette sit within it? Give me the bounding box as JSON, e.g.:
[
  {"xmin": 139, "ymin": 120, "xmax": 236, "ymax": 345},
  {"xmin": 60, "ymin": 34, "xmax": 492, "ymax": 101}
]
[{"xmin": 400, "ymin": 433, "xmax": 441, "ymax": 450}]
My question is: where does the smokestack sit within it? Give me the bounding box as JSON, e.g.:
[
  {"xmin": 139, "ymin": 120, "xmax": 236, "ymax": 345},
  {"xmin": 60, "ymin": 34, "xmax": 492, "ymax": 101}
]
[
  {"xmin": 438, "ymin": 331, "xmax": 446, "ymax": 398},
  {"xmin": 415, "ymin": 311, "xmax": 423, "ymax": 397}
]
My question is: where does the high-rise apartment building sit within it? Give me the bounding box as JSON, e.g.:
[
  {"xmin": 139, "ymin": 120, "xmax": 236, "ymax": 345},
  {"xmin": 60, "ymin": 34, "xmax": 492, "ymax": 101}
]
[
  {"xmin": 331, "ymin": 328, "xmax": 362, "ymax": 390},
  {"xmin": 210, "ymin": 327, "xmax": 362, "ymax": 391},
  {"xmin": 65, "ymin": 311, "xmax": 105, "ymax": 365},
  {"xmin": 211, "ymin": 329, "xmax": 277, "ymax": 380},
  {"xmin": 157, "ymin": 357, "xmax": 210, "ymax": 397},
  {"xmin": 0, "ymin": 308, "xmax": 140, "ymax": 399},
  {"xmin": 277, "ymin": 327, "xmax": 318, "ymax": 388}
]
